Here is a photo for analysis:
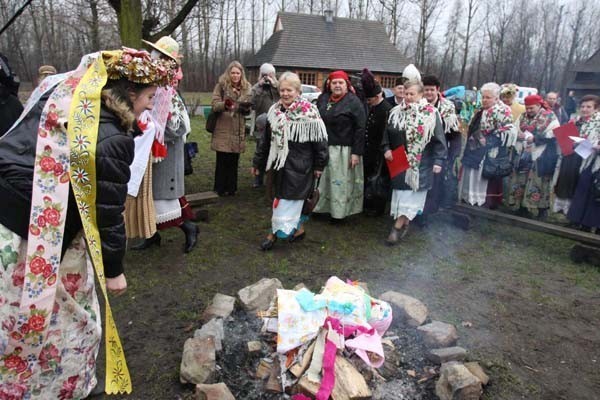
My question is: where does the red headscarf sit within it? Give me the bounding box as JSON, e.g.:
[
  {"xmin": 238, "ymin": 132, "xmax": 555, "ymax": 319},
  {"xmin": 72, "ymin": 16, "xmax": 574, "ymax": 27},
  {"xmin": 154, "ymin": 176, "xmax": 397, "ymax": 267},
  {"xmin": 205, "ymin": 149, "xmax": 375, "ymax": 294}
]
[
  {"xmin": 524, "ymin": 94, "xmax": 549, "ymax": 109},
  {"xmin": 326, "ymin": 70, "xmax": 354, "ymax": 101}
]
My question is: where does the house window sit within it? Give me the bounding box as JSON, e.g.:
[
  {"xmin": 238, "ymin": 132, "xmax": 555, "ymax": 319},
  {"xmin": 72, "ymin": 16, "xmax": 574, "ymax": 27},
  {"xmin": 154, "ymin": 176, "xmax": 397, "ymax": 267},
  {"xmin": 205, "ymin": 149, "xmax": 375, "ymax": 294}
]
[
  {"xmin": 298, "ymin": 71, "xmax": 317, "ymax": 86},
  {"xmin": 379, "ymin": 75, "xmax": 397, "ymax": 89}
]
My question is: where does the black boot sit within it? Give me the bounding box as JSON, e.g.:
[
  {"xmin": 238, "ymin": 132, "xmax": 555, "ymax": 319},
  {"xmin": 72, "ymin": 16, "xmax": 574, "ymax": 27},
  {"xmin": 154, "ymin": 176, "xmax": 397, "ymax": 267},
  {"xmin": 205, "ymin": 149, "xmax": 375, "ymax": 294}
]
[
  {"xmin": 131, "ymin": 232, "xmax": 161, "ymax": 250},
  {"xmin": 181, "ymin": 221, "xmax": 199, "ymax": 253},
  {"xmin": 537, "ymin": 208, "xmax": 548, "ymax": 221}
]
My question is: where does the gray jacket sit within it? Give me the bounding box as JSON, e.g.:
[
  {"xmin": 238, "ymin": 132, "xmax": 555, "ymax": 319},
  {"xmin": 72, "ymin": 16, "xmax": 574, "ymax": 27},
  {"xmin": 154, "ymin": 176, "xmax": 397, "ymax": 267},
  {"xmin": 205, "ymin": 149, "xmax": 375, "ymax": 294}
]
[{"xmin": 153, "ymin": 122, "xmax": 187, "ymax": 199}]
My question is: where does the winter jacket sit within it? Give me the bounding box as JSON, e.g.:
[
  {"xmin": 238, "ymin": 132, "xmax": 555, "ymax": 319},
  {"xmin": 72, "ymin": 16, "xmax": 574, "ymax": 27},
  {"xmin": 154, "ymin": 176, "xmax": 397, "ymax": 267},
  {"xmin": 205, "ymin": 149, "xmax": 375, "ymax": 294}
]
[
  {"xmin": 0, "ymin": 95, "xmax": 134, "ymax": 278},
  {"xmin": 0, "ymin": 87, "xmax": 23, "ymax": 137},
  {"xmin": 364, "ymin": 99, "xmax": 392, "ymax": 177},
  {"xmin": 317, "ymin": 92, "xmax": 366, "ymax": 155},
  {"xmin": 253, "ymin": 122, "xmax": 329, "ymax": 200},
  {"xmin": 210, "ymin": 81, "xmax": 252, "ymax": 153},
  {"xmin": 382, "ymin": 113, "xmax": 446, "ymax": 191},
  {"xmin": 152, "ymin": 122, "xmax": 187, "ymax": 199},
  {"xmin": 251, "ymin": 81, "xmax": 279, "ymax": 118}
]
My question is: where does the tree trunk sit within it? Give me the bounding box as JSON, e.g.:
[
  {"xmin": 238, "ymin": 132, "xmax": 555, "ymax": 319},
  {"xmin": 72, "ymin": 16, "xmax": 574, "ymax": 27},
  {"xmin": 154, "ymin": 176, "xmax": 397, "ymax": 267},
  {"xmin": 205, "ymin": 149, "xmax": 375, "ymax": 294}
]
[{"xmin": 116, "ymin": 0, "xmax": 143, "ymax": 47}]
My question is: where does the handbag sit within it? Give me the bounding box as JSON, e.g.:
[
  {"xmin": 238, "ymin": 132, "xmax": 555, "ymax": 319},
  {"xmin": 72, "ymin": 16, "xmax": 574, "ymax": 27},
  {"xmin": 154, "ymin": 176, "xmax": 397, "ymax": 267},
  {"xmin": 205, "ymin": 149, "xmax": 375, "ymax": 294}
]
[
  {"xmin": 206, "ymin": 86, "xmax": 225, "ymax": 133},
  {"xmin": 482, "ymin": 147, "xmax": 513, "ymax": 179},
  {"xmin": 365, "ymin": 160, "xmax": 390, "ymax": 204},
  {"xmin": 302, "ymin": 176, "xmax": 321, "ymax": 215},
  {"xmin": 536, "ymin": 140, "xmax": 558, "ymax": 177},
  {"xmin": 183, "ymin": 142, "xmax": 198, "ymax": 176},
  {"xmin": 592, "ymin": 170, "xmax": 600, "ymax": 203}
]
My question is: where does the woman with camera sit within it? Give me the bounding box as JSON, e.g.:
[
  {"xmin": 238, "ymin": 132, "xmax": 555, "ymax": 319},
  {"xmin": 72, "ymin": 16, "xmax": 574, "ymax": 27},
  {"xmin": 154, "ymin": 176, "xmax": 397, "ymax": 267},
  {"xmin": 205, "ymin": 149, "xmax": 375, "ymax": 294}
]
[{"xmin": 211, "ymin": 61, "xmax": 252, "ymax": 196}]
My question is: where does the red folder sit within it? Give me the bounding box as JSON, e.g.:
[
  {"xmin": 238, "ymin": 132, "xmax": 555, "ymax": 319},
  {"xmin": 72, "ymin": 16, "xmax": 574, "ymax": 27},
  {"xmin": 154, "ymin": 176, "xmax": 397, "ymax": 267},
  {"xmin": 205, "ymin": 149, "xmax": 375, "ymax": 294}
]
[
  {"xmin": 553, "ymin": 122, "xmax": 578, "ymax": 156},
  {"xmin": 386, "ymin": 145, "xmax": 410, "ymax": 178}
]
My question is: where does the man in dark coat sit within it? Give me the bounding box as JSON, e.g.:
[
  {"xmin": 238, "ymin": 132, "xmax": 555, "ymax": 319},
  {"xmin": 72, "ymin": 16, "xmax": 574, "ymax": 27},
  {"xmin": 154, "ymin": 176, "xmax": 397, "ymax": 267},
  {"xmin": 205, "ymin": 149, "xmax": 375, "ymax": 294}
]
[
  {"xmin": 385, "ymin": 76, "xmax": 407, "ymax": 107},
  {"xmin": 0, "ymin": 53, "xmax": 23, "ymax": 137},
  {"xmin": 251, "ymin": 63, "xmax": 279, "ymax": 188},
  {"xmin": 362, "ymin": 69, "xmax": 392, "ymax": 215},
  {"xmin": 546, "ymin": 91, "xmax": 569, "ymax": 124}
]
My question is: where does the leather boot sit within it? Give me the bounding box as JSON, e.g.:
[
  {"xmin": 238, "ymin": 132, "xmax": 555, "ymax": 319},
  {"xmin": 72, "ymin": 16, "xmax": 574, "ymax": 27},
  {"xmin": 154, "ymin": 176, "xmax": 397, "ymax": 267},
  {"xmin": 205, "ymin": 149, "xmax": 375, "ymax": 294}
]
[
  {"xmin": 537, "ymin": 208, "xmax": 548, "ymax": 220},
  {"xmin": 131, "ymin": 232, "xmax": 161, "ymax": 250},
  {"xmin": 181, "ymin": 221, "xmax": 199, "ymax": 253}
]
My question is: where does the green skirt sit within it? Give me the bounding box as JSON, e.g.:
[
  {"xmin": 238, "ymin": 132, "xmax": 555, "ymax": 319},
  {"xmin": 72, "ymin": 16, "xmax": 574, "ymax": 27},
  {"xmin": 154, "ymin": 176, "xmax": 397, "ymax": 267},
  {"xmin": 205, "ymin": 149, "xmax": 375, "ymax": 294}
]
[{"xmin": 314, "ymin": 145, "xmax": 364, "ymax": 219}]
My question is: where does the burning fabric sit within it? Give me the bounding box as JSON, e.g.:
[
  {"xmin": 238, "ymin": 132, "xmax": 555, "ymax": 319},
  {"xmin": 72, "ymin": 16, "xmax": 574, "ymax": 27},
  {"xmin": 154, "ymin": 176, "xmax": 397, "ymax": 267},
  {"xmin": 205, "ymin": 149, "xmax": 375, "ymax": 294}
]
[{"xmin": 259, "ymin": 276, "xmax": 393, "ymax": 399}]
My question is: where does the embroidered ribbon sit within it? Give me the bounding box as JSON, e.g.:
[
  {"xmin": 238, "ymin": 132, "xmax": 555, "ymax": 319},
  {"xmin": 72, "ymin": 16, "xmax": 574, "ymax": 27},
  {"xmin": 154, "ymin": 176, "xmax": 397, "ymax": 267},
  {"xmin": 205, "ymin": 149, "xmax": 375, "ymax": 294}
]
[
  {"xmin": 3, "ymin": 57, "xmax": 90, "ymax": 390},
  {"xmin": 2, "ymin": 51, "xmax": 131, "ymax": 396},
  {"xmin": 68, "ymin": 51, "xmax": 132, "ymax": 394}
]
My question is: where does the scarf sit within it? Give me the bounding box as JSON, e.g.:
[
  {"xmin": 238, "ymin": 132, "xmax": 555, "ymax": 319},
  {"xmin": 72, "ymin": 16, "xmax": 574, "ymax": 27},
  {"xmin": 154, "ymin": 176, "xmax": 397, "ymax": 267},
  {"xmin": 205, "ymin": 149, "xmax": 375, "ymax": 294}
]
[
  {"xmin": 265, "ymin": 97, "xmax": 328, "ymax": 171},
  {"xmin": 388, "ymin": 98, "xmax": 437, "ymax": 191},
  {"xmin": 519, "ymin": 108, "xmax": 559, "ymax": 141},
  {"xmin": 576, "ymin": 111, "xmax": 600, "ymax": 172},
  {"xmin": 481, "ymin": 101, "xmax": 518, "ymax": 147},
  {"xmin": 436, "ymin": 97, "xmax": 459, "ymax": 134}
]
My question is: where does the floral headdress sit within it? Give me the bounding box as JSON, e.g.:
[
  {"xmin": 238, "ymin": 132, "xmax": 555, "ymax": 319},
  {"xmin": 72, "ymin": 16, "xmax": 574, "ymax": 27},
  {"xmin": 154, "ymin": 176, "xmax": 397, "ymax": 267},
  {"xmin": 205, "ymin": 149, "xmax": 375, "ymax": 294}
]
[{"xmin": 104, "ymin": 48, "xmax": 177, "ymax": 87}]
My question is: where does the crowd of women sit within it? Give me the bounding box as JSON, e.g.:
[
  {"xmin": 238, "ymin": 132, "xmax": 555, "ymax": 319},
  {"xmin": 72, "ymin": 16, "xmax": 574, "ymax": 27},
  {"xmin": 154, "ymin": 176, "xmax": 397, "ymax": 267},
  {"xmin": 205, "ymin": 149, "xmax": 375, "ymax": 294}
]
[{"xmin": 1, "ymin": 37, "xmax": 599, "ymax": 397}]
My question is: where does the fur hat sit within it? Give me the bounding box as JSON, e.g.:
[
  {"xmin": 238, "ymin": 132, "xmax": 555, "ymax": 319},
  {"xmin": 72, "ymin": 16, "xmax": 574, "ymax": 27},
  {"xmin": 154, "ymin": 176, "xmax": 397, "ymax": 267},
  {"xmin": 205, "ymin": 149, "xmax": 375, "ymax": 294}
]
[{"xmin": 361, "ymin": 68, "xmax": 382, "ymax": 98}]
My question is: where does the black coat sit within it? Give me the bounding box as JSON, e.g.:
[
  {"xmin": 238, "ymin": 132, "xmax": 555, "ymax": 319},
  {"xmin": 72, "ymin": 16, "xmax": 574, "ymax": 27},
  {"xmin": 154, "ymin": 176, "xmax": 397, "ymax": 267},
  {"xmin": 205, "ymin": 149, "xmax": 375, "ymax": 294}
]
[
  {"xmin": 382, "ymin": 113, "xmax": 447, "ymax": 191},
  {"xmin": 253, "ymin": 120, "xmax": 329, "ymax": 200},
  {"xmin": 364, "ymin": 100, "xmax": 392, "ymax": 177},
  {"xmin": 317, "ymin": 92, "xmax": 366, "ymax": 155},
  {"xmin": 0, "ymin": 87, "xmax": 23, "ymax": 137},
  {"xmin": 0, "ymin": 96, "xmax": 134, "ymax": 278}
]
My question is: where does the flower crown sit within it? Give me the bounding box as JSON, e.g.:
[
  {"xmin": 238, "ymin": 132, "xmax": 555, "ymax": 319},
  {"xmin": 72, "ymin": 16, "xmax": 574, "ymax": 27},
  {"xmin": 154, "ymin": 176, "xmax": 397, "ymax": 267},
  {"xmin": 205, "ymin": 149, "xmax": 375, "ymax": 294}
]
[{"xmin": 103, "ymin": 48, "xmax": 177, "ymax": 87}]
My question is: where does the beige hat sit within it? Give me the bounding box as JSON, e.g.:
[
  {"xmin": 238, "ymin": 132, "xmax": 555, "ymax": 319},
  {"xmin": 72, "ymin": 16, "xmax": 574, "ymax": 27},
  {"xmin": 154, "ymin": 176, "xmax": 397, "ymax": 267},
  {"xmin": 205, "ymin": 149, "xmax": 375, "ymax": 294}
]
[
  {"xmin": 38, "ymin": 65, "xmax": 57, "ymax": 76},
  {"xmin": 142, "ymin": 36, "xmax": 182, "ymax": 63}
]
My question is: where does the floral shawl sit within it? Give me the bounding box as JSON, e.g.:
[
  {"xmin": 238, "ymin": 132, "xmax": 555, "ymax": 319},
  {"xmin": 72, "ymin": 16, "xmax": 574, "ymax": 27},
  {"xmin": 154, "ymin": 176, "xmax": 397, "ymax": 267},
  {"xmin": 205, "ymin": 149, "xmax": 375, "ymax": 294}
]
[
  {"xmin": 480, "ymin": 100, "xmax": 518, "ymax": 148},
  {"xmin": 437, "ymin": 97, "xmax": 459, "ymax": 134},
  {"xmin": 265, "ymin": 97, "xmax": 328, "ymax": 171},
  {"xmin": 517, "ymin": 108, "xmax": 560, "ymax": 158},
  {"xmin": 388, "ymin": 98, "xmax": 437, "ymax": 191},
  {"xmin": 575, "ymin": 111, "xmax": 600, "ymax": 172}
]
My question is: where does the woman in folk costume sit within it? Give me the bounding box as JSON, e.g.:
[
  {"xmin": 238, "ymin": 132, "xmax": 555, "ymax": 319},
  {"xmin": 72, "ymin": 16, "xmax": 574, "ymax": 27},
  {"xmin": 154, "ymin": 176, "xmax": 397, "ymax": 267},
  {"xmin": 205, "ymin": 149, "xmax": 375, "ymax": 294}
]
[
  {"xmin": 313, "ymin": 70, "xmax": 366, "ymax": 222},
  {"xmin": 131, "ymin": 37, "xmax": 199, "ymax": 253},
  {"xmin": 553, "ymin": 95, "xmax": 600, "ymax": 216},
  {"xmin": 382, "ymin": 80, "xmax": 447, "ymax": 245},
  {"xmin": 565, "ymin": 96, "xmax": 600, "ymax": 230},
  {"xmin": 507, "ymin": 94, "xmax": 559, "ymax": 219},
  {"xmin": 500, "ymin": 83, "xmax": 525, "ymax": 123},
  {"xmin": 252, "ymin": 72, "xmax": 329, "ymax": 250},
  {"xmin": 211, "ymin": 61, "xmax": 252, "ymax": 196},
  {"xmin": 0, "ymin": 49, "xmax": 176, "ymax": 398},
  {"xmin": 459, "ymin": 82, "xmax": 517, "ymax": 207}
]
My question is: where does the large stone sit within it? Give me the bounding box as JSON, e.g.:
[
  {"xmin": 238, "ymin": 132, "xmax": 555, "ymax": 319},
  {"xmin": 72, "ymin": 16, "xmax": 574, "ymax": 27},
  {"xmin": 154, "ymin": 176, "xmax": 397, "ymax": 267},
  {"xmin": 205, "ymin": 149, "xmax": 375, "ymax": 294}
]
[
  {"xmin": 417, "ymin": 321, "xmax": 458, "ymax": 347},
  {"xmin": 194, "ymin": 318, "xmax": 224, "ymax": 351},
  {"xmin": 435, "ymin": 362, "xmax": 483, "ymax": 400},
  {"xmin": 180, "ymin": 337, "xmax": 216, "ymax": 384},
  {"xmin": 427, "ymin": 346, "xmax": 468, "ymax": 364},
  {"xmin": 379, "ymin": 291, "xmax": 428, "ymax": 327},
  {"xmin": 195, "ymin": 383, "xmax": 235, "ymax": 400},
  {"xmin": 237, "ymin": 278, "xmax": 283, "ymax": 312},
  {"xmin": 201, "ymin": 293, "xmax": 236, "ymax": 321},
  {"xmin": 464, "ymin": 362, "xmax": 490, "ymax": 386}
]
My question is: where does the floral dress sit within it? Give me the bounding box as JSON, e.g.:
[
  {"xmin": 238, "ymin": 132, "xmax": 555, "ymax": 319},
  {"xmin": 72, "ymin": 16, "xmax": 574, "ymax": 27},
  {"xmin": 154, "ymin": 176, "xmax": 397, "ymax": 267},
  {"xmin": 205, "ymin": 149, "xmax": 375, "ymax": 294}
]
[
  {"xmin": 1, "ymin": 225, "xmax": 101, "ymax": 399},
  {"xmin": 508, "ymin": 108, "xmax": 559, "ymax": 211}
]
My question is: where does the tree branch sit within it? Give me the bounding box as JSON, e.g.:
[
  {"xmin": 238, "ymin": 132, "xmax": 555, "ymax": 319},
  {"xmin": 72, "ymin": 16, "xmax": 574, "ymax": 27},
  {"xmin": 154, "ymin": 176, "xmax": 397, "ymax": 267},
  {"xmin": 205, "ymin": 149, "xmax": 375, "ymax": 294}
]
[{"xmin": 146, "ymin": 0, "xmax": 199, "ymax": 41}]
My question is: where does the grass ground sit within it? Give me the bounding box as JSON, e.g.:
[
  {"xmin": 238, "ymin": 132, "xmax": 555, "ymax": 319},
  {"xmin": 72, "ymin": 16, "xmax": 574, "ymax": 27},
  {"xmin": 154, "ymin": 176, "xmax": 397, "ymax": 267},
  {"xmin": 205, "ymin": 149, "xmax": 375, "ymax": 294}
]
[{"xmin": 99, "ymin": 116, "xmax": 600, "ymax": 399}]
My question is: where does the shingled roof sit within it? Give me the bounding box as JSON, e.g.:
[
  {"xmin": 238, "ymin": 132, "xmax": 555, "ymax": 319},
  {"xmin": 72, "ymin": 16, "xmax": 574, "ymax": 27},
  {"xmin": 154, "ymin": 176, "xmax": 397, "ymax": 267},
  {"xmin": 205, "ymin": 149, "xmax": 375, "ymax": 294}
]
[
  {"xmin": 247, "ymin": 12, "xmax": 408, "ymax": 74},
  {"xmin": 571, "ymin": 48, "xmax": 600, "ymax": 73}
]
